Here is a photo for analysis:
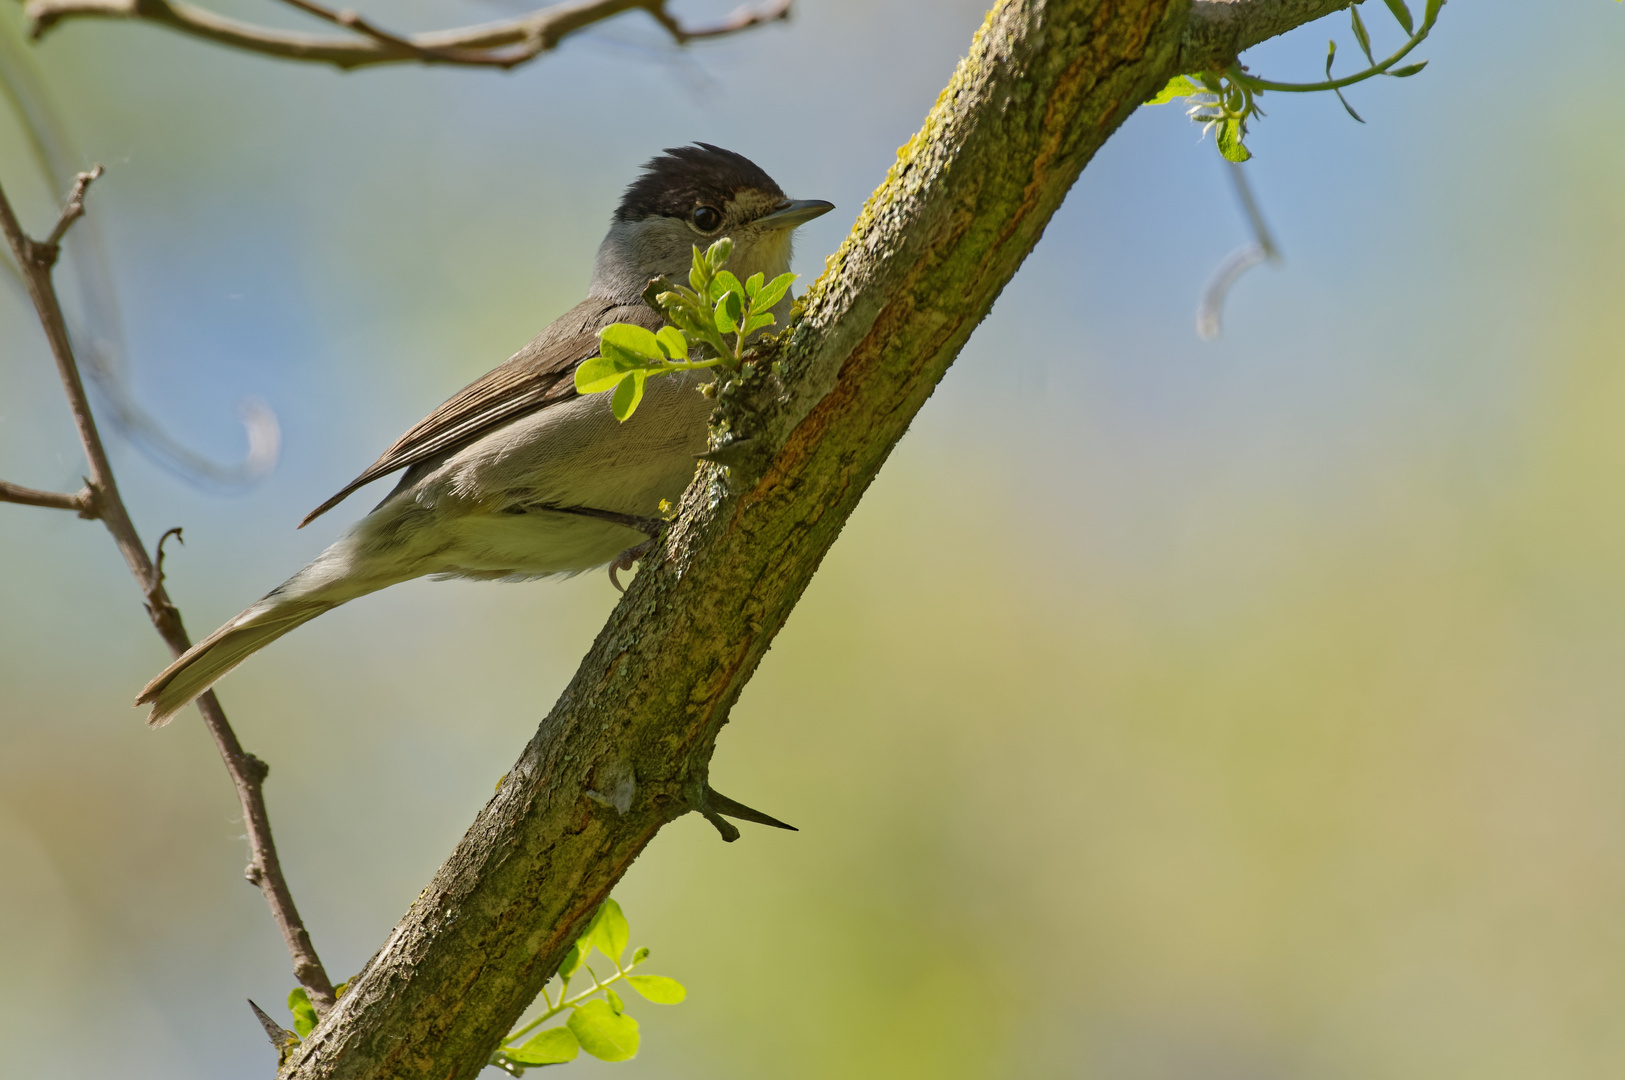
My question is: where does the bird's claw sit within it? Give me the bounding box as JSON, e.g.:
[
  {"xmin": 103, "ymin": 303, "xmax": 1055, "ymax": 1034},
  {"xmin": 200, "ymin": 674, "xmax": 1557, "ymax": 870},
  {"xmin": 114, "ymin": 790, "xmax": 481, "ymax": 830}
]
[{"xmin": 608, "ymin": 538, "xmax": 658, "ymax": 593}]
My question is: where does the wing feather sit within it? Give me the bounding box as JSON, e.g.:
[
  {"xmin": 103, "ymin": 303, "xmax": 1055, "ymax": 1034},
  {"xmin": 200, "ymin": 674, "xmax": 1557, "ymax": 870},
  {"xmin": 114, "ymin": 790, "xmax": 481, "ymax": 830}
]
[{"xmin": 300, "ymin": 298, "xmax": 664, "ymax": 527}]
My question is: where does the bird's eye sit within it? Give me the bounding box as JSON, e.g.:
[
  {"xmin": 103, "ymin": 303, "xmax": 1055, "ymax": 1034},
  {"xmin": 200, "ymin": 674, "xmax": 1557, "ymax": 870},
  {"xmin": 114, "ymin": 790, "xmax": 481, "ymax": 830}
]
[{"xmin": 691, "ymin": 206, "xmax": 722, "ymax": 232}]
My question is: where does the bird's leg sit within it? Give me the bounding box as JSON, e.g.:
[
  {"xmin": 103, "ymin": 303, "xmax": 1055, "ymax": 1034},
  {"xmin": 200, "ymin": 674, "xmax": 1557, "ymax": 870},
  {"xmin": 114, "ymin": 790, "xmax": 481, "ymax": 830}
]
[{"xmin": 542, "ymin": 505, "xmax": 666, "ymax": 592}]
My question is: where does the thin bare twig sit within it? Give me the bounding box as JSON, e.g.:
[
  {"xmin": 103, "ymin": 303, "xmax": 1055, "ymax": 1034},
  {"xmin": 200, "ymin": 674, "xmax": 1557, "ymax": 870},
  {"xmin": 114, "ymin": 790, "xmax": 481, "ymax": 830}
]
[
  {"xmin": 20, "ymin": 0, "xmax": 793, "ymax": 71},
  {"xmin": 645, "ymin": 0, "xmax": 791, "ymax": 43},
  {"xmin": 0, "ymin": 167, "xmax": 337, "ymax": 1012},
  {"xmin": 0, "ymin": 478, "xmax": 95, "ymax": 514}
]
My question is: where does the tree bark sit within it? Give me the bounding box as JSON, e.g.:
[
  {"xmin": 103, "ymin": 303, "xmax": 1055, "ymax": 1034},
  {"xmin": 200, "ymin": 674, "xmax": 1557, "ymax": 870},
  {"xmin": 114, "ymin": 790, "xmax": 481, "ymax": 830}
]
[{"xmin": 282, "ymin": 0, "xmax": 1353, "ymax": 1076}]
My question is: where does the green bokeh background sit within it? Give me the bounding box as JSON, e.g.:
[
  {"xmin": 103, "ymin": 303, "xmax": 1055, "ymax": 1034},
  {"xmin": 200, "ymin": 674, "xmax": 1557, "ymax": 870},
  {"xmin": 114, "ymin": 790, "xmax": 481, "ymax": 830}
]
[{"xmin": 4, "ymin": 1, "xmax": 1624, "ymax": 1077}]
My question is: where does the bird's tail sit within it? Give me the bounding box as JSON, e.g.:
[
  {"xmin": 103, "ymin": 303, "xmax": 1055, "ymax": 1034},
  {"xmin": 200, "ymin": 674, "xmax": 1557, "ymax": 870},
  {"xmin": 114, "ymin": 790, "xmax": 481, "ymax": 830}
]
[{"xmin": 137, "ymin": 594, "xmax": 336, "ymax": 727}]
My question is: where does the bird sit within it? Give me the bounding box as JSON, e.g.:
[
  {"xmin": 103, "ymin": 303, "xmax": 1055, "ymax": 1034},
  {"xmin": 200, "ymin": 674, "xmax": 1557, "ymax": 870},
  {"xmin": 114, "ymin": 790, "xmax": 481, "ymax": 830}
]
[{"xmin": 137, "ymin": 144, "xmax": 833, "ymax": 727}]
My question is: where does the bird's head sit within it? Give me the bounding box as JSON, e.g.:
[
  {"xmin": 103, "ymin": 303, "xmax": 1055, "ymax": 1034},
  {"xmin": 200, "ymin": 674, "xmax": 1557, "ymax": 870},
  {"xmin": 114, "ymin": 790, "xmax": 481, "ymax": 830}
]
[{"xmin": 591, "ymin": 143, "xmax": 833, "ymax": 302}]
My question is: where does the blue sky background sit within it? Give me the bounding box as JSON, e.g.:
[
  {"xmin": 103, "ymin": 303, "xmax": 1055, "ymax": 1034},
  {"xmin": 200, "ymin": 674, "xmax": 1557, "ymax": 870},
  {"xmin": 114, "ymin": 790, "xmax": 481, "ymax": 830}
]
[{"xmin": 5, "ymin": 1, "xmax": 1625, "ymax": 1077}]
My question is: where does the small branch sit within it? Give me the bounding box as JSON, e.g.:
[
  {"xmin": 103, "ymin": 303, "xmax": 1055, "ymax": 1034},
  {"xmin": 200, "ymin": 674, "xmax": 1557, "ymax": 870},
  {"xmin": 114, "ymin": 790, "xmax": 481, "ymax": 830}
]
[
  {"xmin": 644, "ymin": 0, "xmax": 791, "ymax": 44},
  {"xmin": 41, "ymin": 164, "xmax": 98, "ymax": 247},
  {"xmin": 0, "ymin": 167, "xmax": 337, "ymax": 1012},
  {"xmin": 21, "ymin": 0, "xmax": 793, "ymax": 71},
  {"xmin": 0, "ymin": 478, "xmax": 96, "ymax": 515}
]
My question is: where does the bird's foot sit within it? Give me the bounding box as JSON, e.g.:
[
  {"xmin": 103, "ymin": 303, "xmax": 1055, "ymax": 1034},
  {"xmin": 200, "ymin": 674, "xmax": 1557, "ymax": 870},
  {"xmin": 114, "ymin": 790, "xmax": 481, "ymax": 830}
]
[
  {"xmin": 608, "ymin": 537, "xmax": 657, "ymax": 593},
  {"xmin": 538, "ymin": 505, "xmax": 666, "ymax": 592},
  {"xmin": 692, "ymin": 784, "xmax": 798, "ymax": 843}
]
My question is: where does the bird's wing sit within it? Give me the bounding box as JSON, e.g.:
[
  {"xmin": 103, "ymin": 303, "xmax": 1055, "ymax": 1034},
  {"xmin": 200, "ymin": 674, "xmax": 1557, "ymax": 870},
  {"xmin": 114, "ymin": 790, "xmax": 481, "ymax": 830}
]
[{"xmin": 300, "ymin": 298, "xmax": 664, "ymax": 528}]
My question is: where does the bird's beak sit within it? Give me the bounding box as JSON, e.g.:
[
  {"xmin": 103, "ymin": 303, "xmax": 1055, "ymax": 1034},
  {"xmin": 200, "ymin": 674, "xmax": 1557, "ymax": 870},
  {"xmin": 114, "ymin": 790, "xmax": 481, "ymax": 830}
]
[{"xmin": 757, "ymin": 199, "xmax": 835, "ymax": 230}]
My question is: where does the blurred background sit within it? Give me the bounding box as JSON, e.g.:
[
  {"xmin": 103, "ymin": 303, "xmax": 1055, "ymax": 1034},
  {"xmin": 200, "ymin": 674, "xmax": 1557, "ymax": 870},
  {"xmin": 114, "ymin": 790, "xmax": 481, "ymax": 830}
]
[{"xmin": 3, "ymin": 0, "xmax": 1624, "ymax": 1076}]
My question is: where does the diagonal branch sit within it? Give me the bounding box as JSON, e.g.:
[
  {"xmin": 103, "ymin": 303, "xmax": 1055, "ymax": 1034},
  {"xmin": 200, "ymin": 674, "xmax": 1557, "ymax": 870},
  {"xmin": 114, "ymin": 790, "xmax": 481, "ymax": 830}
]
[
  {"xmin": 275, "ymin": 0, "xmax": 1395, "ymax": 1076},
  {"xmin": 19, "ymin": 0, "xmax": 793, "ymax": 71},
  {"xmin": 0, "ymin": 167, "xmax": 338, "ymax": 1013}
]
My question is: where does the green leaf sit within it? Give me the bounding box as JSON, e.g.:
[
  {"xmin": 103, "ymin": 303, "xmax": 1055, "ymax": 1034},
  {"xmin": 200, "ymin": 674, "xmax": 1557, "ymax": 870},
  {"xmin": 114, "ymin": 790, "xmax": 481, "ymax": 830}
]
[
  {"xmin": 1145, "ymin": 74, "xmax": 1199, "ymax": 106},
  {"xmin": 1382, "ymin": 0, "xmax": 1414, "ymax": 34},
  {"xmin": 590, "ymin": 898, "xmax": 630, "ymax": 962},
  {"xmin": 663, "ymin": 300, "xmax": 722, "ymax": 347},
  {"xmin": 1216, "ymin": 118, "xmax": 1252, "ymax": 162},
  {"xmin": 1349, "ymin": 5, "xmax": 1373, "ymax": 64},
  {"xmin": 287, "ymin": 988, "xmax": 318, "ymax": 1039},
  {"xmin": 1198, "ymin": 71, "xmax": 1223, "ymax": 93},
  {"xmin": 1388, "ymin": 60, "xmax": 1427, "ymax": 77},
  {"xmin": 744, "ymin": 312, "xmax": 775, "ymax": 337},
  {"xmin": 600, "ymin": 323, "xmax": 663, "ymax": 363},
  {"xmin": 631, "ymin": 946, "xmax": 650, "ymax": 966},
  {"xmin": 575, "ymin": 356, "xmax": 629, "ymax": 394},
  {"xmin": 1334, "ymin": 86, "xmax": 1365, "ymax": 123},
  {"xmin": 705, "ymin": 236, "xmax": 733, "ymax": 271},
  {"xmin": 605, "ymin": 988, "xmax": 625, "ymax": 1015},
  {"xmin": 689, "ymin": 244, "xmax": 710, "ymax": 292},
  {"xmin": 626, "ymin": 975, "xmax": 687, "ymax": 1004},
  {"xmin": 568, "ymin": 999, "xmax": 640, "ymax": 1062},
  {"xmin": 716, "ymin": 290, "xmax": 744, "ymax": 335},
  {"xmin": 753, "ymin": 271, "xmax": 796, "ymax": 312},
  {"xmin": 655, "ymin": 326, "xmax": 688, "ymax": 360},
  {"xmin": 611, "ymin": 369, "xmax": 645, "ymax": 421},
  {"xmin": 659, "ymin": 292, "xmax": 709, "ymax": 329},
  {"xmin": 1424, "ymin": 0, "xmax": 1444, "ymax": 23},
  {"xmin": 1324, "ymin": 38, "xmax": 1337, "ymax": 80},
  {"xmin": 507, "ymin": 1026, "xmax": 580, "ymax": 1066},
  {"xmin": 560, "ymin": 938, "xmax": 587, "ymax": 978},
  {"xmin": 709, "ymin": 270, "xmax": 744, "ymax": 306},
  {"xmin": 745, "ymin": 271, "xmax": 764, "ymax": 298}
]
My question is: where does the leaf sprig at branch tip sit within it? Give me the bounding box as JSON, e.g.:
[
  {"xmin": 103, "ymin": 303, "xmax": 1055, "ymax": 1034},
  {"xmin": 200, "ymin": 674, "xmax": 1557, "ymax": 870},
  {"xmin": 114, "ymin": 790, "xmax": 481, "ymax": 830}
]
[
  {"xmin": 1147, "ymin": 0, "xmax": 1446, "ymax": 162},
  {"xmin": 491, "ymin": 898, "xmax": 687, "ymax": 1073},
  {"xmin": 574, "ymin": 237, "xmax": 796, "ymax": 421}
]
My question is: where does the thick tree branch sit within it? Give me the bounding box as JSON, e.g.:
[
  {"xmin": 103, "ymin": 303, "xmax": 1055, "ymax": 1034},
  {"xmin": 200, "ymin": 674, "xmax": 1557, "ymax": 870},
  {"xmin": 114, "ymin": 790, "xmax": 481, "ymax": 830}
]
[
  {"xmin": 1183, "ymin": 0, "xmax": 1353, "ymax": 69},
  {"xmin": 279, "ymin": 0, "xmax": 1387, "ymax": 1074},
  {"xmin": 277, "ymin": 0, "xmax": 1221, "ymax": 1076},
  {"xmin": 18, "ymin": 0, "xmax": 792, "ymax": 70},
  {"xmin": 277, "ymin": 0, "xmax": 1381, "ymax": 1072},
  {"xmin": 0, "ymin": 167, "xmax": 338, "ymax": 1013}
]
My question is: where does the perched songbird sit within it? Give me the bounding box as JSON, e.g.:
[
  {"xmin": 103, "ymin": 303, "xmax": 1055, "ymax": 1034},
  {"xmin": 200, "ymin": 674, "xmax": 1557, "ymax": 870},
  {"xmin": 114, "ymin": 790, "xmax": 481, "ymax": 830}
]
[{"xmin": 138, "ymin": 144, "xmax": 833, "ymax": 726}]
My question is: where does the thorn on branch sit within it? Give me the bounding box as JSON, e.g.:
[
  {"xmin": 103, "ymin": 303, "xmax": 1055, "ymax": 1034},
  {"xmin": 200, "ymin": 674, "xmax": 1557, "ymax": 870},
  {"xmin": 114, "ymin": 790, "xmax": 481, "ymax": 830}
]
[
  {"xmin": 248, "ymin": 998, "xmax": 302, "ymax": 1067},
  {"xmin": 693, "ymin": 784, "xmax": 797, "ymax": 842}
]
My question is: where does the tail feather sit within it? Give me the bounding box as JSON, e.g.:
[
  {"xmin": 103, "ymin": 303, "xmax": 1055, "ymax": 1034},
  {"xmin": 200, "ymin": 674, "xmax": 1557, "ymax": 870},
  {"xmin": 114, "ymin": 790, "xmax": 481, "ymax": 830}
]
[{"xmin": 137, "ymin": 599, "xmax": 334, "ymax": 727}]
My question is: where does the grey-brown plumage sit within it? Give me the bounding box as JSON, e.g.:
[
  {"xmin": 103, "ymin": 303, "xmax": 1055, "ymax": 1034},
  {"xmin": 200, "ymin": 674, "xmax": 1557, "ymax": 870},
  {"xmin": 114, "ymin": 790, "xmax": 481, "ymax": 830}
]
[{"xmin": 137, "ymin": 145, "xmax": 833, "ymax": 727}]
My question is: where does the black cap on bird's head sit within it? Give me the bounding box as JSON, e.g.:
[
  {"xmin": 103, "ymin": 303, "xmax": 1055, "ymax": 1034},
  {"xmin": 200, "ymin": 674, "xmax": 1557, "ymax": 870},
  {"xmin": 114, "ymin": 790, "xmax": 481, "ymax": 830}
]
[
  {"xmin": 616, "ymin": 143, "xmax": 785, "ymax": 224},
  {"xmin": 591, "ymin": 143, "xmax": 833, "ymax": 299}
]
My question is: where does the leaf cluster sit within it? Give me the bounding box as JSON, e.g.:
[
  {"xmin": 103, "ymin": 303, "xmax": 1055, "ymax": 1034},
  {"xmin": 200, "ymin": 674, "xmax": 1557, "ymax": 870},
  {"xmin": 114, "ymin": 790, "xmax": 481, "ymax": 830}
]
[
  {"xmin": 487, "ymin": 899, "xmax": 687, "ymax": 1074},
  {"xmin": 573, "ymin": 237, "xmax": 796, "ymax": 421},
  {"xmin": 1147, "ymin": 0, "xmax": 1444, "ymax": 162}
]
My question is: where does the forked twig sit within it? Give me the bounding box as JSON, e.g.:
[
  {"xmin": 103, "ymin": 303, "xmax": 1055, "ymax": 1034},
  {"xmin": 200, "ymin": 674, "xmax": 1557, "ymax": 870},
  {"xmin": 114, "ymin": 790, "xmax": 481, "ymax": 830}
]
[
  {"xmin": 0, "ymin": 167, "xmax": 337, "ymax": 1013},
  {"xmin": 21, "ymin": 0, "xmax": 793, "ymax": 71}
]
